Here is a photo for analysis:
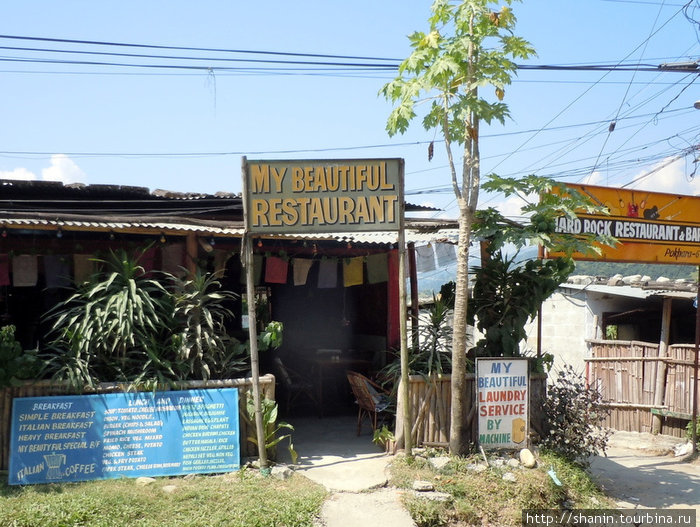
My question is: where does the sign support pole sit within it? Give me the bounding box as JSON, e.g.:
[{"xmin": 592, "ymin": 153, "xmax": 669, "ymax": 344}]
[
  {"xmin": 693, "ymin": 265, "xmax": 699, "ymax": 453},
  {"xmin": 241, "ymin": 157, "xmax": 268, "ymax": 469}
]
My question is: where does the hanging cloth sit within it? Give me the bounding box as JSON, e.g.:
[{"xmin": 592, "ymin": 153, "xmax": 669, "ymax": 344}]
[
  {"xmin": 73, "ymin": 254, "xmax": 95, "ymax": 285},
  {"xmin": 292, "ymin": 258, "xmax": 313, "ymax": 286},
  {"xmin": 343, "ymin": 257, "xmax": 364, "ymax": 287},
  {"xmin": 241, "ymin": 254, "xmax": 264, "ymax": 286},
  {"xmin": 136, "ymin": 247, "xmax": 157, "ymax": 276},
  {"xmin": 265, "ymin": 256, "xmax": 289, "ymax": 284},
  {"xmin": 317, "ymin": 259, "xmax": 338, "ymax": 289},
  {"xmin": 366, "ymin": 253, "xmax": 388, "ymax": 284},
  {"xmin": 161, "ymin": 243, "xmax": 186, "ymax": 276},
  {"xmin": 435, "ymin": 242, "xmax": 457, "ymax": 267},
  {"xmin": 415, "ymin": 244, "xmax": 436, "ymax": 272},
  {"xmin": 0, "ymin": 254, "xmax": 10, "ymax": 286},
  {"xmin": 13, "ymin": 254, "xmax": 38, "ymax": 287},
  {"xmin": 44, "ymin": 255, "xmax": 72, "ymax": 289}
]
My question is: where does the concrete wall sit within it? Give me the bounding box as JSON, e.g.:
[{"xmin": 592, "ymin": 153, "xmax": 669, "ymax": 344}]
[{"xmin": 525, "ymin": 288, "xmax": 590, "ymax": 374}]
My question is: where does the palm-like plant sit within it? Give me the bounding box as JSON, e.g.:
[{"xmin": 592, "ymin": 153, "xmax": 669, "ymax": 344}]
[
  {"xmin": 168, "ymin": 270, "xmax": 239, "ymax": 380},
  {"xmin": 45, "ymin": 249, "xmax": 173, "ymax": 388}
]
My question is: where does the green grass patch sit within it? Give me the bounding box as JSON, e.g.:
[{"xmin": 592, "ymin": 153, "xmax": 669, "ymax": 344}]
[
  {"xmin": 0, "ymin": 470, "xmax": 327, "ymax": 527},
  {"xmin": 390, "ymin": 452, "xmax": 614, "ymax": 527}
]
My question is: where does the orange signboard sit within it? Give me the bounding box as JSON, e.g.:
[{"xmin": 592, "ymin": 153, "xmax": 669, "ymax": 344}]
[{"xmin": 546, "ymin": 183, "xmax": 700, "ymax": 265}]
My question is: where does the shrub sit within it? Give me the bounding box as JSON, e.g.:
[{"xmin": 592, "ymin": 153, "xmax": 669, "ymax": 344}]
[
  {"xmin": 541, "ymin": 364, "xmax": 612, "ymax": 465},
  {"xmin": 0, "ymin": 325, "xmax": 40, "ymax": 387}
]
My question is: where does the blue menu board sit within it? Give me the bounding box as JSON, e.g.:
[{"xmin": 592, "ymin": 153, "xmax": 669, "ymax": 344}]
[{"xmin": 9, "ymin": 388, "xmax": 240, "ymax": 485}]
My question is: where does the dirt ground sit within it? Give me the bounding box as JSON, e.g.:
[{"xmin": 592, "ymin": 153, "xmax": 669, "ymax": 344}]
[{"xmin": 588, "ymin": 432, "xmax": 699, "ymax": 525}]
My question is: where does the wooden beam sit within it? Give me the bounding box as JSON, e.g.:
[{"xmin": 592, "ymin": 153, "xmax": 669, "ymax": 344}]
[{"xmin": 652, "ymin": 297, "xmax": 673, "ymax": 434}]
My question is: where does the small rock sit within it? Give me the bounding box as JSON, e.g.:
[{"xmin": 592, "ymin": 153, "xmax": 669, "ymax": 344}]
[
  {"xmin": 136, "ymin": 477, "xmax": 157, "ymax": 487},
  {"xmin": 519, "ymin": 448, "xmax": 537, "ymax": 468},
  {"xmin": 674, "ymin": 442, "xmax": 693, "ymax": 457},
  {"xmin": 428, "ymin": 456, "xmax": 451, "ymax": 471},
  {"xmin": 466, "ymin": 463, "xmax": 487, "ymax": 473},
  {"xmin": 491, "ymin": 459, "xmax": 505, "ymax": 468},
  {"xmin": 502, "ymin": 472, "xmax": 517, "ymax": 482},
  {"xmin": 414, "ymin": 490, "xmax": 452, "ymax": 502},
  {"xmin": 161, "ymin": 485, "xmax": 178, "ymax": 494},
  {"xmin": 412, "ymin": 480, "xmax": 435, "ymax": 492},
  {"xmin": 507, "ymin": 458, "xmax": 520, "ymax": 468},
  {"xmin": 271, "ymin": 465, "xmax": 294, "ymax": 480}
]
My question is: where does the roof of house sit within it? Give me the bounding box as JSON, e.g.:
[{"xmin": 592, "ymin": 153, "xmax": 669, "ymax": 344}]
[
  {"xmin": 0, "ymin": 179, "xmax": 457, "ymax": 244},
  {"xmin": 560, "ymin": 274, "xmax": 698, "ymax": 300}
]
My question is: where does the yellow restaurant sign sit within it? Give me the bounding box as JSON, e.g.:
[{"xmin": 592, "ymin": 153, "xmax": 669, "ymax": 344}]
[
  {"xmin": 242, "ymin": 158, "xmax": 403, "ymax": 234},
  {"xmin": 547, "ymin": 183, "xmax": 700, "ymax": 265}
]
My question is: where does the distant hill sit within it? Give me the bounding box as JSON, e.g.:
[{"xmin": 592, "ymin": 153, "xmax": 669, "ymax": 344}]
[{"xmin": 573, "ymin": 261, "xmax": 697, "ymax": 281}]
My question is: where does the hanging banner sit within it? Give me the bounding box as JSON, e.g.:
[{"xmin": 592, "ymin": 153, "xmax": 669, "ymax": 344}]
[
  {"xmin": 243, "ymin": 158, "xmax": 403, "ymax": 234},
  {"xmin": 477, "ymin": 358, "xmax": 529, "ymax": 449},
  {"xmin": 9, "ymin": 389, "xmax": 240, "ymax": 485},
  {"xmin": 547, "ymin": 183, "xmax": 700, "ymax": 265}
]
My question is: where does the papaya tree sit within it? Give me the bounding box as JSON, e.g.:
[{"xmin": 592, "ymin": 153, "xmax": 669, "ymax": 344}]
[{"xmin": 382, "ymin": 0, "xmax": 535, "ymax": 455}]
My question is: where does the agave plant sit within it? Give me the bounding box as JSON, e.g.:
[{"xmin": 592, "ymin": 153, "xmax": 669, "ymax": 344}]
[{"xmin": 44, "ymin": 249, "xmax": 173, "ymax": 388}]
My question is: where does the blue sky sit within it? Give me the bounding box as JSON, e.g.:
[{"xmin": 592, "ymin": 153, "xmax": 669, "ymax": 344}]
[{"xmin": 0, "ymin": 0, "xmax": 698, "ymax": 220}]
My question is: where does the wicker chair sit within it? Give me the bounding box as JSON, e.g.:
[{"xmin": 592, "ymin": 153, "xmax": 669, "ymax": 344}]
[{"xmin": 346, "ymin": 370, "xmax": 392, "ymax": 436}]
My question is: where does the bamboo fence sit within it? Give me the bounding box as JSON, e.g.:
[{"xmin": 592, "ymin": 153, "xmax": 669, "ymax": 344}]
[
  {"xmin": 586, "ymin": 339, "xmax": 697, "ymax": 437},
  {"xmin": 0, "ymin": 375, "xmax": 275, "ymax": 472},
  {"xmin": 401, "ymin": 373, "xmax": 547, "ymax": 448}
]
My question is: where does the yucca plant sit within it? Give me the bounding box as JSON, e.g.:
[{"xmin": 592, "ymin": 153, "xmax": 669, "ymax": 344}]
[
  {"xmin": 168, "ymin": 270, "xmax": 240, "ymax": 380},
  {"xmin": 44, "ymin": 249, "xmax": 173, "ymax": 388}
]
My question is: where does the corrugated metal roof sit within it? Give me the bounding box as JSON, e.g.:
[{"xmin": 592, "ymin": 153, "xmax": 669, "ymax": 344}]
[
  {"xmin": 0, "ymin": 214, "xmax": 458, "ymax": 244},
  {"xmin": 560, "ymin": 282, "xmax": 697, "ymax": 300}
]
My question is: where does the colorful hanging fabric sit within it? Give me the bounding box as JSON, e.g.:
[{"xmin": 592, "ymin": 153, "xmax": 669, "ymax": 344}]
[
  {"xmin": 265, "ymin": 256, "xmax": 289, "ymax": 284},
  {"xmin": 343, "ymin": 257, "xmax": 364, "ymax": 287},
  {"xmin": 12, "ymin": 254, "xmax": 38, "ymax": 287},
  {"xmin": 415, "ymin": 244, "xmax": 436, "ymax": 272},
  {"xmin": 73, "ymin": 254, "xmax": 95, "ymax": 285},
  {"xmin": 44, "ymin": 255, "xmax": 72, "ymax": 289},
  {"xmin": 366, "ymin": 253, "xmax": 388, "ymax": 284},
  {"xmin": 317, "ymin": 259, "xmax": 338, "ymax": 288},
  {"xmin": 136, "ymin": 247, "xmax": 157, "ymax": 275},
  {"xmin": 293, "ymin": 258, "xmax": 313, "ymax": 286},
  {"xmin": 161, "ymin": 243, "xmax": 185, "ymax": 276},
  {"xmin": 0, "ymin": 254, "xmax": 10, "ymax": 286}
]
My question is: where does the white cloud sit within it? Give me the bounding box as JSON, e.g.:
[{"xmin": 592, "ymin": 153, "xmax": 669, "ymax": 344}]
[
  {"xmin": 628, "ymin": 156, "xmax": 700, "ymax": 196},
  {"xmin": 0, "ymin": 155, "xmax": 87, "ymax": 185},
  {"xmin": 41, "ymin": 154, "xmax": 87, "ymax": 184},
  {"xmin": 0, "ymin": 167, "xmax": 37, "ymax": 180}
]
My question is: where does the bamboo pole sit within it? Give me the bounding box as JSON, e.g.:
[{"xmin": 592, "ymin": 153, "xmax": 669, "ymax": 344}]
[
  {"xmin": 240, "ymin": 157, "xmax": 267, "ymax": 470},
  {"xmin": 652, "ymin": 298, "xmax": 673, "ymax": 434}
]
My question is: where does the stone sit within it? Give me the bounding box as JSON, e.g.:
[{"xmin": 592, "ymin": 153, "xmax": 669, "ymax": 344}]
[
  {"xmin": 161, "ymin": 485, "xmax": 178, "ymax": 494},
  {"xmin": 271, "ymin": 465, "xmax": 294, "ymax": 480},
  {"xmin": 519, "ymin": 448, "xmax": 537, "ymax": 468},
  {"xmin": 673, "ymin": 442, "xmax": 693, "ymax": 457},
  {"xmin": 502, "ymin": 472, "xmax": 517, "ymax": 483},
  {"xmin": 135, "ymin": 477, "xmax": 156, "ymax": 486},
  {"xmin": 507, "ymin": 458, "xmax": 520, "ymax": 468},
  {"xmin": 412, "ymin": 480, "xmax": 435, "ymax": 492},
  {"xmin": 428, "ymin": 456, "xmax": 451, "ymax": 471},
  {"xmin": 414, "ymin": 490, "xmax": 452, "ymax": 502},
  {"xmin": 491, "ymin": 459, "xmax": 505, "ymax": 468},
  {"xmin": 466, "ymin": 463, "xmax": 487, "ymax": 473}
]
